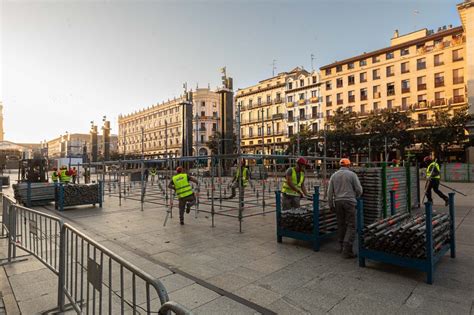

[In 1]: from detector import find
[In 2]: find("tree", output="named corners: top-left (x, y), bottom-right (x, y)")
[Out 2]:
top-left (323, 107), bottom-right (362, 157)
top-left (361, 109), bottom-right (414, 159)
top-left (206, 132), bottom-right (238, 155)
top-left (414, 107), bottom-right (470, 159)
top-left (284, 125), bottom-right (317, 155)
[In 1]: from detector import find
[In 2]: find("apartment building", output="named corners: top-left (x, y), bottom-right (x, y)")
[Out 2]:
top-left (118, 88), bottom-right (220, 157)
top-left (320, 24), bottom-right (468, 126)
top-left (236, 67), bottom-right (322, 154)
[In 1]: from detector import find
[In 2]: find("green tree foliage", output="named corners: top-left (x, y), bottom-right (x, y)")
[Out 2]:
top-left (285, 125), bottom-right (317, 155)
top-left (207, 132), bottom-right (237, 155)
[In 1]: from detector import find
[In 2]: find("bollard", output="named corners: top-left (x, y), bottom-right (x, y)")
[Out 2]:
top-left (448, 193), bottom-right (455, 258)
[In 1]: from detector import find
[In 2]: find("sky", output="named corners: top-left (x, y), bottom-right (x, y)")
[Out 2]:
top-left (0, 0), bottom-right (463, 143)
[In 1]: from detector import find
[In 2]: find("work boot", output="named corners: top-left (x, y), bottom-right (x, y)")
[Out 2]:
top-left (180, 218), bottom-right (184, 225)
top-left (186, 203), bottom-right (191, 213)
top-left (444, 198), bottom-right (449, 207)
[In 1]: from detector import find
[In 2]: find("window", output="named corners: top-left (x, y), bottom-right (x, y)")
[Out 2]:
top-left (325, 81), bottom-right (332, 90)
top-left (400, 47), bottom-right (409, 56)
top-left (257, 97), bottom-right (261, 105)
top-left (300, 79), bottom-right (305, 87)
top-left (435, 91), bottom-right (445, 106)
top-left (201, 101), bottom-right (206, 107)
top-left (360, 104), bottom-right (366, 113)
top-left (212, 123), bottom-right (217, 131)
top-left (288, 111), bottom-right (294, 121)
top-left (249, 99), bottom-right (253, 107)
top-left (360, 72), bottom-right (367, 83)
top-left (336, 78), bottom-right (343, 88)
top-left (200, 122), bottom-right (205, 130)
top-left (386, 51), bottom-right (394, 60)
top-left (348, 62), bottom-right (355, 69)
top-left (434, 53), bottom-right (444, 66)
top-left (288, 126), bottom-right (294, 136)
top-left (372, 55), bottom-right (380, 63)
top-left (360, 88), bottom-right (368, 100)
top-left (267, 126), bottom-right (271, 135)
top-left (201, 111), bottom-right (205, 117)
top-left (348, 91), bottom-right (355, 103)
top-left (373, 102), bottom-right (379, 111)
top-left (326, 95), bottom-right (332, 106)
top-left (387, 83), bottom-right (395, 96)
top-left (401, 79), bottom-right (410, 93)
top-left (417, 58), bottom-right (426, 70)
top-left (312, 107), bottom-right (318, 118)
top-left (337, 93), bottom-right (343, 105)
top-left (336, 65), bottom-right (343, 72)
top-left (312, 123), bottom-right (318, 132)
top-left (402, 97), bottom-right (410, 110)
top-left (373, 85), bottom-right (381, 98)
top-left (435, 72), bottom-right (444, 87)
top-left (417, 76), bottom-right (426, 91)
top-left (418, 94), bottom-right (427, 105)
top-left (401, 62), bottom-right (409, 74)
top-left (387, 100), bottom-right (393, 109)
top-left (360, 59), bottom-right (367, 66)
top-left (311, 90), bottom-right (317, 98)
top-left (373, 69), bottom-right (381, 80)
top-left (258, 127), bottom-right (262, 136)
top-left (312, 76), bottom-right (317, 84)
top-left (418, 113), bottom-right (428, 122)
top-left (276, 93), bottom-right (281, 102)
top-left (287, 95), bottom-right (293, 102)
top-left (201, 135), bottom-right (205, 143)
top-left (386, 66), bottom-right (394, 77)
top-left (326, 110), bottom-right (331, 118)
top-left (266, 95), bottom-right (271, 103)
top-left (288, 82), bottom-right (293, 90)
top-left (325, 68), bottom-right (332, 75)
top-left (299, 108), bottom-right (305, 119)
top-left (453, 69), bottom-right (464, 84)
top-left (299, 93), bottom-right (305, 101)
top-left (453, 49), bottom-right (463, 62)
top-left (453, 88), bottom-right (464, 103)
top-left (348, 75), bottom-right (355, 85)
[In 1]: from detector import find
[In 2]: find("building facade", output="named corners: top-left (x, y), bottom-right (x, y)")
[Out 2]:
top-left (236, 67), bottom-right (322, 154)
top-left (118, 88), bottom-right (221, 157)
top-left (46, 133), bottom-right (118, 159)
top-left (319, 25), bottom-right (469, 127)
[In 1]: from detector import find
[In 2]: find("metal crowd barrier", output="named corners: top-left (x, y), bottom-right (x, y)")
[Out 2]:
top-left (0, 197), bottom-right (191, 314)
top-left (1, 194), bottom-right (15, 238)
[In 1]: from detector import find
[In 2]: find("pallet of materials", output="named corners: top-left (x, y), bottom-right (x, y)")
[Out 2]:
top-left (55, 183), bottom-right (102, 211)
top-left (12, 182), bottom-right (56, 206)
top-left (357, 193), bottom-right (456, 284)
top-left (276, 188), bottom-right (337, 251)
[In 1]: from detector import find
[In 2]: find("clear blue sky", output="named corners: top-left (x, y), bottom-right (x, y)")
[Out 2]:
top-left (0, 0), bottom-right (462, 143)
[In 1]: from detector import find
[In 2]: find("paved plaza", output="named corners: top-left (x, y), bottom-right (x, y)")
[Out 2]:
top-left (1, 178), bottom-right (474, 314)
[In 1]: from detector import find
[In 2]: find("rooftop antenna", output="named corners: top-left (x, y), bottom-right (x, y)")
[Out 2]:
top-left (311, 54), bottom-right (315, 71)
top-left (271, 59), bottom-right (277, 76)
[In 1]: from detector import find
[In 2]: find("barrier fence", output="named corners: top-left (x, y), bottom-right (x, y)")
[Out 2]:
top-left (441, 163), bottom-right (474, 182)
top-left (0, 194), bottom-right (190, 315)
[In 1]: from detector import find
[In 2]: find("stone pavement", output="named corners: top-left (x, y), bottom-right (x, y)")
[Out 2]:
top-left (1, 179), bottom-right (474, 314)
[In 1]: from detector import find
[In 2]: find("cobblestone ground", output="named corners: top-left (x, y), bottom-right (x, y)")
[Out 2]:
top-left (1, 177), bottom-right (473, 314)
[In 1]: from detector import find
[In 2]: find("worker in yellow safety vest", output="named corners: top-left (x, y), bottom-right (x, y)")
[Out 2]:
top-left (424, 156), bottom-right (448, 206)
top-left (169, 166), bottom-right (198, 225)
top-left (228, 159), bottom-right (249, 199)
top-left (59, 166), bottom-right (71, 184)
top-left (281, 157), bottom-right (310, 210)
top-left (150, 167), bottom-right (157, 184)
top-left (51, 168), bottom-right (59, 183)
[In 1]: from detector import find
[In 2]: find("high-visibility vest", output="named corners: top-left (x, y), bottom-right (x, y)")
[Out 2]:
top-left (427, 162), bottom-right (441, 179)
top-left (150, 168), bottom-right (157, 176)
top-left (60, 169), bottom-right (71, 183)
top-left (235, 167), bottom-right (249, 187)
top-left (172, 173), bottom-right (193, 198)
top-left (51, 171), bottom-right (59, 182)
top-left (281, 167), bottom-right (304, 196)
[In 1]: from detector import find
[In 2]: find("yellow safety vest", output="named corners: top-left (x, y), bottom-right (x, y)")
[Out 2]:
top-left (150, 168), bottom-right (157, 176)
top-left (51, 171), bottom-right (59, 182)
top-left (60, 169), bottom-right (71, 183)
top-left (427, 162), bottom-right (441, 179)
top-left (282, 167), bottom-right (304, 196)
top-left (172, 173), bottom-right (193, 198)
top-left (235, 167), bottom-right (249, 187)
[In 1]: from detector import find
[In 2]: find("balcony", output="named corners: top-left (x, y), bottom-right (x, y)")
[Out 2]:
top-left (434, 99), bottom-right (446, 106)
top-left (326, 101), bottom-right (333, 106)
top-left (373, 92), bottom-right (381, 99)
top-left (337, 99), bottom-right (343, 105)
top-left (310, 96), bottom-right (319, 103)
top-left (402, 87), bottom-right (410, 94)
top-left (360, 95), bottom-right (368, 101)
top-left (298, 99), bottom-right (307, 105)
top-left (453, 95), bottom-right (465, 104)
top-left (312, 113), bottom-right (319, 119)
top-left (272, 113), bottom-right (284, 120)
top-left (287, 102), bottom-right (294, 108)
top-left (417, 63), bottom-right (426, 70)
top-left (453, 56), bottom-right (463, 62)
top-left (434, 79), bottom-right (444, 88)
top-left (434, 61), bottom-right (444, 67)
top-left (386, 72), bottom-right (395, 77)
top-left (387, 90), bottom-right (395, 97)
top-left (453, 77), bottom-right (464, 84)
top-left (401, 68), bottom-right (409, 74)
top-left (288, 117), bottom-right (295, 122)
top-left (348, 96), bottom-right (355, 103)
top-left (360, 78), bottom-right (367, 83)
top-left (373, 75), bottom-right (381, 80)
top-left (274, 98), bottom-right (283, 104)
top-left (336, 83), bottom-right (343, 88)
top-left (417, 84), bottom-right (427, 91)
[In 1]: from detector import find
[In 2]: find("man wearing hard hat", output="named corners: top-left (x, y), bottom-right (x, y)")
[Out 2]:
top-left (328, 158), bottom-right (363, 259)
top-left (281, 157), bottom-right (311, 210)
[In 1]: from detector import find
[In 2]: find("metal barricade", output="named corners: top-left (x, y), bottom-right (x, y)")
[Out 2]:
top-left (8, 204), bottom-right (63, 273)
top-left (58, 223), bottom-right (188, 314)
top-left (1, 194), bottom-right (16, 238)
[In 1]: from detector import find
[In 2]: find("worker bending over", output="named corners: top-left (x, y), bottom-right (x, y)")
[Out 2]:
top-left (228, 159), bottom-right (249, 199)
top-left (59, 166), bottom-right (72, 184)
top-left (328, 158), bottom-right (363, 258)
top-left (281, 157), bottom-right (310, 210)
top-left (424, 156), bottom-right (448, 206)
top-left (51, 168), bottom-right (59, 183)
top-left (169, 166), bottom-right (198, 225)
